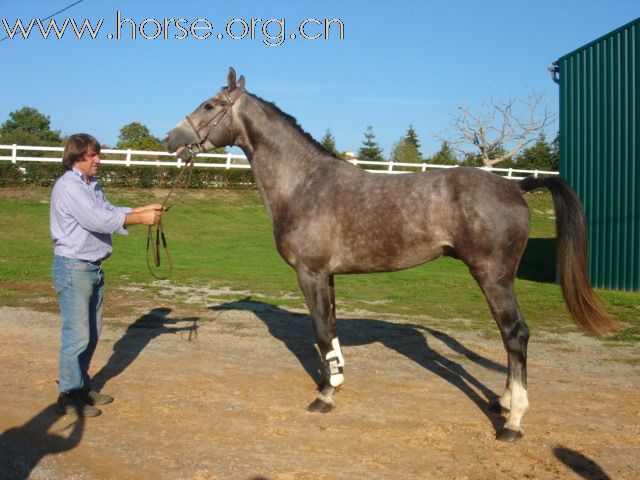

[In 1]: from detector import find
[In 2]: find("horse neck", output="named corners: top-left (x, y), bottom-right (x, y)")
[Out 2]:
top-left (233, 95), bottom-right (326, 216)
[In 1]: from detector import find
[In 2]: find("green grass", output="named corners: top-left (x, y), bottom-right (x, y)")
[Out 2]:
top-left (1, 187), bottom-right (638, 342)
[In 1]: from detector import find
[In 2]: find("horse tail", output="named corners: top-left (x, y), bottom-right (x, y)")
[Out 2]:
top-left (520, 176), bottom-right (617, 336)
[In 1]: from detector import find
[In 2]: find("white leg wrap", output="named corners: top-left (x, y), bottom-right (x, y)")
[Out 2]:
top-left (505, 380), bottom-right (529, 431)
top-left (325, 337), bottom-right (345, 387)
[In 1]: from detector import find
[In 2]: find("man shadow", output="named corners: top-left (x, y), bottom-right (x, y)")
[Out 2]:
top-left (0, 308), bottom-right (198, 479)
top-left (211, 299), bottom-right (508, 434)
top-left (554, 446), bottom-right (612, 480)
top-left (0, 405), bottom-right (84, 480)
top-left (91, 307), bottom-right (199, 392)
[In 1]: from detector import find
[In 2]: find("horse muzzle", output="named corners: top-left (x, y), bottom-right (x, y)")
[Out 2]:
top-left (165, 119), bottom-right (200, 153)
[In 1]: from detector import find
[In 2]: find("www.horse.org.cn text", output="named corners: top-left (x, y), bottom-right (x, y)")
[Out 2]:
top-left (1, 11), bottom-right (345, 46)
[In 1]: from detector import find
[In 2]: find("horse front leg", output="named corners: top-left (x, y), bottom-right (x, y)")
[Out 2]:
top-left (296, 269), bottom-right (344, 413)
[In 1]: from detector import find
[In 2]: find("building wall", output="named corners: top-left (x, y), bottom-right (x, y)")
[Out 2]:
top-left (558, 17), bottom-right (640, 290)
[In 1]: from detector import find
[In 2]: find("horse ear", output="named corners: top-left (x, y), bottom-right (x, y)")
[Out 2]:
top-left (237, 75), bottom-right (245, 90)
top-left (227, 67), bottom-right (237, 91)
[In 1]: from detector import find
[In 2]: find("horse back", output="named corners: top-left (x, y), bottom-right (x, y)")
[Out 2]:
top-left (272, 164), bottom-right (531, 275)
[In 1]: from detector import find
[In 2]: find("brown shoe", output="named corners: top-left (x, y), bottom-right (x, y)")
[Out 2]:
top-left (56, 390), bottom-right (102, 417)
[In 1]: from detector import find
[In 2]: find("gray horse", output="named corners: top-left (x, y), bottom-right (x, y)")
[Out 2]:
top-left (165, 68), bottom-right (615, 441)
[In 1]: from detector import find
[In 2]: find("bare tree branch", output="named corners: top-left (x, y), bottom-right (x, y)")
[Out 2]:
top-left (439, 93), bottom-right (556, 167)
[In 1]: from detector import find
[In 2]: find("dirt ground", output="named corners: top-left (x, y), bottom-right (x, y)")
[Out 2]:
top-left (0, 297), bottom-right (638, 480)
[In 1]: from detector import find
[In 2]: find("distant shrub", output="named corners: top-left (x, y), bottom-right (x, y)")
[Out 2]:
top-left (0, 162), bottom-right (255, 189)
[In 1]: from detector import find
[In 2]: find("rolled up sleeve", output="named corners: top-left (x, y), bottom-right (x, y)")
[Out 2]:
top-left (61, 182), bottom-right (129, 235)
top-left (50, 170), bottom-right (135, 261)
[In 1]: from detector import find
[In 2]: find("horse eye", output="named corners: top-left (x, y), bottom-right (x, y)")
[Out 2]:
top-left (204, 103), bottom-right (214, 111)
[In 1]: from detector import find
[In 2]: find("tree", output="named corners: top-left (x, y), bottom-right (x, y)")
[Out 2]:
top-left (444, 93), bottom-right (555, 167)
top-left (357, 126), bottom-right (384, 163)
top-left (390, 139), bottom-right (421, 164)
top-left (116, 122), bottom-right (163, 151)
top-left (390, 125), bottom-right (423, 164)
top-left (514, 133), bottom-right (559, 171)
top-left (0, 107), bottom-right (62, 150)
top-left (320, 129), bottom-right (339, 157)
top-left (460, 152), bottom-right (483, 167)
top-left (429, 141), bottom-right (458, 165)
top-left (405, 125), bottom-right (422, 157)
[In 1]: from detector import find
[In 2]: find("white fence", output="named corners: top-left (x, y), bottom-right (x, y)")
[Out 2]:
top-left (0, 144), bottom-right (250, 171)
top-left (0, 144), bottom-right (559, 179)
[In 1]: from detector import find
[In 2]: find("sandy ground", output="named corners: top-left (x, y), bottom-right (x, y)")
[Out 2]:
top-left (0, 299), bottom-right (638, 480)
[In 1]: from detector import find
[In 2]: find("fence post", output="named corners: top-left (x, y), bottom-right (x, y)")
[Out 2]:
top-left (125, 149), bottom-right (132, 167)
top-left (226, 152), bottom-right (232, 169)
top-left (11, 144), bottom-right (17, 164)
top-left (387, 160), bottom-right (394, 173)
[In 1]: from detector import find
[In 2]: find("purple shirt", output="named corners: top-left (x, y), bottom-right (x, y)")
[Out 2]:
top-left (50, 168), bottom-right (132, 262)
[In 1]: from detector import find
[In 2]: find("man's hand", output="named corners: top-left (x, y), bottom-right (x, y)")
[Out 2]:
top-left (124, 205), bottom-right (166, 227)
top-left (133, 204), bottom-right (165, 213)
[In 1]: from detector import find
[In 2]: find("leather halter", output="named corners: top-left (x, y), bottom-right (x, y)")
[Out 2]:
top-left (146, 86), bottom-right (244, 280)
top-left (184, 86), bottom-right (245, 150)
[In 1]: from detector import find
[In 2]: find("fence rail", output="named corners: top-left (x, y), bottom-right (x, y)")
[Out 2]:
top-left (0, 144), bottom-right (559, 179)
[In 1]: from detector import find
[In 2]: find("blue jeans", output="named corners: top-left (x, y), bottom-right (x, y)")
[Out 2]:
top-left (52, 255), bottom-right (104, 393)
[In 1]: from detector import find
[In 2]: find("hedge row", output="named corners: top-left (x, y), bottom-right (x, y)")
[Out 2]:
top-left (0, 162), bottom-right (255, 189)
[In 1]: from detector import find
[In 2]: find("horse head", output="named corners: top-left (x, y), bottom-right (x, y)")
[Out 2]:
top-left (165, 67), bottom-right (245, 157)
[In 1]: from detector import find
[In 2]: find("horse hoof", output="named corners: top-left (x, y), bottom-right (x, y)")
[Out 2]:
top-left (307, 398), bottom-right (334, 413)
top-left (496, 428), bottom-right (523, 442)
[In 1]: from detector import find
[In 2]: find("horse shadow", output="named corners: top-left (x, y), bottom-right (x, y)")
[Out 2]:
top-left (518, 237), bottom-right (557, 283)
top-left (0, 405), bottom-right (84, 479)
top-left (211, 299), bottom-right (508, 434)
top-left (91, 307), bottom-right (199, 392)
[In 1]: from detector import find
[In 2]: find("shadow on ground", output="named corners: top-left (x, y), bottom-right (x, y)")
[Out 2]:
top-left (0, 405), bottom-right (84, 480)
top-left (92, 307), bottom-right (199, 392)
top-left (554, 446), bottom-right (612, 480)
top-left (212, 298), bottom-right (508, 435)
top-left (0, 307), bottom-right (199, 480)
top-left (518, 237), bottom-right (557, 283)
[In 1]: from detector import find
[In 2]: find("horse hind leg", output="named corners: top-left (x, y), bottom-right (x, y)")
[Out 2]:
top-left (475, 274), bottom-right (530, 442)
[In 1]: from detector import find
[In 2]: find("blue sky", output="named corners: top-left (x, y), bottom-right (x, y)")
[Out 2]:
top-left (1, 1), bottom-right (638, 157)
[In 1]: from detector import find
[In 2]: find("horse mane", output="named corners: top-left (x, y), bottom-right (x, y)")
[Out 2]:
top-left (247, 92), bottom-right (346, 161)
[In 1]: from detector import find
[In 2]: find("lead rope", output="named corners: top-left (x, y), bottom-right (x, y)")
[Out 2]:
top-left (147, 85), bottom-right (243, 279)
top-left (146, 152), bottom-right (197, 280)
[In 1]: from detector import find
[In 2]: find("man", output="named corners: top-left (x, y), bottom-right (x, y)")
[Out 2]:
top-left (50, 133), bottom-right (165, 417)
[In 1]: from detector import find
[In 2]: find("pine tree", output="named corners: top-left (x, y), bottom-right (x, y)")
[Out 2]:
top-left (515, 133), bottom-right (558, 171)
top-left (430, 141), bottom-right (457, 165)
top-left (357, 126), bottom-right (384, 163)
top-left (390, 138), bottom-right (421, 164)
top-left (388, 125), bottom-right (423, 164)
top-left (320, 129), bottom-right (339, 157)
top-left (405, 125), bottom-right (421, 157)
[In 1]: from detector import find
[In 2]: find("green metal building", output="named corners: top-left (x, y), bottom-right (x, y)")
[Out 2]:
top-left (553, 17), bottom-right (640, 291)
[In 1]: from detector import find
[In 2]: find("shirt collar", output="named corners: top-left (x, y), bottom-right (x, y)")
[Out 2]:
top-left (71, 167), bottom-right (97, 186)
